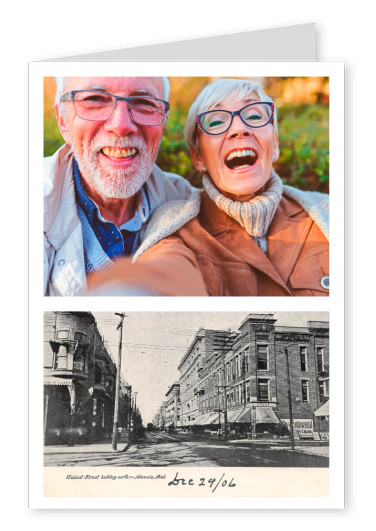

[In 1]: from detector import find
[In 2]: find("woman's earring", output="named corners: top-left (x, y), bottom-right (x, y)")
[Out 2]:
top-left (201, 166), bottom-right (206, 172)
top-left (272, 155), bottom-right (276, 161)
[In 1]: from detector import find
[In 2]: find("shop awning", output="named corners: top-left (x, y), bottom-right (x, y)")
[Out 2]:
top-left (227, 409), bottom-right (243, 423)
top-left (236, 406), bottom-right (280, 424)
top-left (206, 413), bottom-right (220, 425)
top-left (195, 413), bottom-right (210, 425)
top-left (255, 407), bottom-right (279, 424)
top-left (92, 383), bottom-right (106, 394)
top-left (314, 400), bottom-right (329, 417)
top-left (44, 377), bottom-right (72, 386)
top-left (191, 414), bottom-right (206, 425)
top-left (195, 412), bottom-right (220, 425)
top-left (236, 406), bottom-right (253, 423)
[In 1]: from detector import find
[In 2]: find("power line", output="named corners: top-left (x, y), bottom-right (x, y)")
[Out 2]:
top-left (104, 342), bottom-right (189, 352)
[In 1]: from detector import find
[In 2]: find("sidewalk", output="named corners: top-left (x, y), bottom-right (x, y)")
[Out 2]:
top-left (44, 441), bottom-right (129, 454)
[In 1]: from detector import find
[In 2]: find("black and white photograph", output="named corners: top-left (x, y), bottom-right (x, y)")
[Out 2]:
top-left (43, 311), bottom-right (329, 473)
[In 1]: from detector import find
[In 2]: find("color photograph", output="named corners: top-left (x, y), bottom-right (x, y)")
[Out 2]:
top-left (43, 76), bottom-right (329, 297)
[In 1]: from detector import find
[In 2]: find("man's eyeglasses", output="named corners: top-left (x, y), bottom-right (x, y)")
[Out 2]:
top-left (196, 102), bottom-right (275, 135)
top-left (60, 90), bottom-right (170, 126)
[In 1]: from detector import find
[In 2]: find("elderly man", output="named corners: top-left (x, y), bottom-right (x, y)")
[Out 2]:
top-left (44, 76), bottom-right (196, 295)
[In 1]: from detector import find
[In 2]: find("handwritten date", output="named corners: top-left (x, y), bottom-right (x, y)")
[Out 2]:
top-left (168, 472), bottom-right (236, 492)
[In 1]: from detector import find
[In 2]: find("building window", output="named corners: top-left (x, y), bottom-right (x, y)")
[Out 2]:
top-left (319, 381), bottom-right (325, 403)
top-left (317, 347), bottom-right (324, 373)
top-left (300, 347), bottom-right (307, 372)
top-left (302, 380), bottom-right (309, 402)
top-left (74, 331), bottom-right (87, 343)
top-left (57, 329), bottom-right (69, 340)
top-left (246, 382), bottom-right (251, 403)
top-left (73, 345), bottom-right (85, 372)
top-left (55, 344), bottom-right (68, 369)
top-left (257, 345), bottom-right (269, 370)
top-left (258, 379), bottom-right (269, 402)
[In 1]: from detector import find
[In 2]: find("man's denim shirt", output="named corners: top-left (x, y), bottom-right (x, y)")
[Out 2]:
top-left (73, 160), bottom-right (150, 260)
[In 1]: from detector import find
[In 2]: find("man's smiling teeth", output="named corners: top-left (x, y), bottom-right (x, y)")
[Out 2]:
top-left (102, 147), bottom-right (137, 158)
top-left (226, 149), bottom-right (256, 162)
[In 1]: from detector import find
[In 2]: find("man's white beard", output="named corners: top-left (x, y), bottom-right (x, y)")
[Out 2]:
top-left (69, 133), bottom-right (158, 199)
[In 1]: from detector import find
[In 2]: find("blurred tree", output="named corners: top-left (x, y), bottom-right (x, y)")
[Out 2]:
top-left (132, 407), bottom-right (145, 440)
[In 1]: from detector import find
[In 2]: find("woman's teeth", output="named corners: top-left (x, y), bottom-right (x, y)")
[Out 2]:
top-left (102, 147), bottom-right (137, 158)
top-left (226, 149), bottom-right (256, 161)
top-left (225, 148), bottom-right (258, 169)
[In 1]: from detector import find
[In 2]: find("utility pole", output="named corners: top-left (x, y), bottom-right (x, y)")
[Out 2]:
top-left (44, 393), bottom-right (49, 445)
top-left (242, 354), bottom-right (247, 405)
top-left (284, 346), bottom-right (295, 451)
top-left (213, 332), bottom-right (235, 443)
top-left (112, 312), bottom-right (125, 451)
top-left (215, 384), bottom-right (231, 442)
top-left (217, 386), bottom-right (221, 436)
top-left (128, 387), bottom-right (133, 443)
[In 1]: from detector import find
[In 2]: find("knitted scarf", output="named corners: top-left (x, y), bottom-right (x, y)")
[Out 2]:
top-left (202, 170), bottom-right (283, 253)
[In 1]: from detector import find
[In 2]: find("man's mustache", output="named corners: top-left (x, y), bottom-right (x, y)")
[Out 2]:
top-left (89, 135), bottom-right (147, 153)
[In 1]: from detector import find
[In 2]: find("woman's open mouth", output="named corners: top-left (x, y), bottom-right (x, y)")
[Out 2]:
top-left (224, 148), bottom-right (258, 170)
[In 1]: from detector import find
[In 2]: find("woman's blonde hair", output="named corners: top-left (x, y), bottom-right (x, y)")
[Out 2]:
top-left (185, 78), bottom-right (278, 154)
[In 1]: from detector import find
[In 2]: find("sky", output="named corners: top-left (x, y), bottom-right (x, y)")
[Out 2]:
top-left (93, 311), bottom-right (328, 424)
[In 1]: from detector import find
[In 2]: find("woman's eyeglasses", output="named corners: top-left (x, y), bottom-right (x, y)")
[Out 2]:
top-left (60, 90), bottom-right (170, 126)
top-left (196, 102), bottom-right (275, 135)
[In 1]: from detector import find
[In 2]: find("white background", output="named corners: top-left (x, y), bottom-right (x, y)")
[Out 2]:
top-left (3, 0), bottom-right (373, 526)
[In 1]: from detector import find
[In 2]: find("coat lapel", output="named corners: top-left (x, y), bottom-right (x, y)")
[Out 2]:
top-left (267, 196), bottom-right (313, 284)
top-left (199, 193), bottom-right (293, 294)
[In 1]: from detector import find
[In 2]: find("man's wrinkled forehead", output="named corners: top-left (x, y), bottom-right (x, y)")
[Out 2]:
top-left (63, 76), bottom-right (164, 98)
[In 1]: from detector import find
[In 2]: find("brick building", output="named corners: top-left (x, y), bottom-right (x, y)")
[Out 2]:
top-left (177, 329), bottom-right (233, 429)
top-left (164, 382), bottom-right (181, 429)
top-left (43, 312), bottom-right (130, 445)
top-left (163, 314), bottom-right (329, 440)
top-left (154, 401), bottom-right (167, 430)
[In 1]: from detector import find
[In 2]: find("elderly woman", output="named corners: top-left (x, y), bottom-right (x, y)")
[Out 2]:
top-left (88, 79), bottom-right (329, 296)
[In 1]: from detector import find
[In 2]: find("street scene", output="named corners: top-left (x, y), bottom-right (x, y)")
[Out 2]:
top-left (44, 430), bottom-right (328, 468)
top-left (44, 311), bottom-right (329, 468)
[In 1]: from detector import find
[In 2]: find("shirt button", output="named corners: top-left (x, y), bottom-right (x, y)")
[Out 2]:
top-left (114, 237), bottom-right (122, 244)
top-left (320, 276), bottom-right (329, 289)
top-left (58, 259), bottom-right (65, 266)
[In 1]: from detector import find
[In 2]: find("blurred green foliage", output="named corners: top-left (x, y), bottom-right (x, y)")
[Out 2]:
top-left (156, 108), bottom-right (201, 188)
top-left (44, 85), bottom-right (329, 194)
top-left (275, 104), bottom-right (329, 193)
top-left (44, 118), bottom-right (65, 157)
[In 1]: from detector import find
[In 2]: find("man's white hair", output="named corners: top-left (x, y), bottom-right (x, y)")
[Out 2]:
top-left (185, 78), bottom-right (278, 155)
top-left (54, 76), bottom-right (170, 104)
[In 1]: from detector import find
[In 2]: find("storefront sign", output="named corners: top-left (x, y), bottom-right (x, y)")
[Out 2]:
top-left (282, 418), bottom-right (314, 437)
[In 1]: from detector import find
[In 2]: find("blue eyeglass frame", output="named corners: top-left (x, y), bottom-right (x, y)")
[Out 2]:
top-left (195, 101), bottom-right (275, 135)
top-left (60, 90), bottom-right (170, 124)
